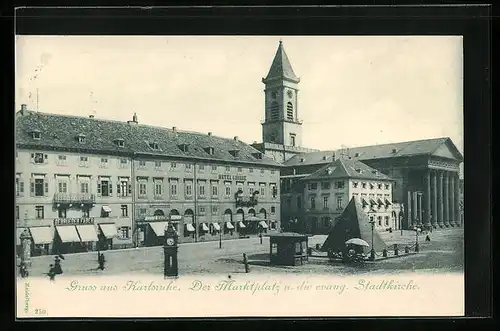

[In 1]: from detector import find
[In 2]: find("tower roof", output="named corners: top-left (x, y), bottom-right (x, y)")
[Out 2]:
top-left (263, 41), bottom-right (300, 83)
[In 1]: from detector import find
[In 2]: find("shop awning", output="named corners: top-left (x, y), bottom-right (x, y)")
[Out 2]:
top-left (98, 223), bottom-right (117, 238)
top-left (259, 221), bottom-right (268, 229)
top-left (212, 222), bottom-right (221, 231)
top-left (246, 216), bottom-right (260, 221)
top-left (361, 198), bottom-right (369, 206)
top-left (170, 215), bottom-right (182, 221)
top-left (377, 199), bottom-right (384, 205)
top-left (238, 221), bottom-right (246, 228)
top-left (201, 223), bottom-right (209, 231)
top-left (186, 223), bottom-right (196, 232)
top-left (16, 228), bottom-right (26, 246)
top-left (149, 222), bottom-right (169, 236)
top-left (102, 206), bottom-right (112, 213)
top-left (55, 226), bottom-right (81, 243)
top-left (29, 226), bottom-right (53, 244)
top-left (369, 199), bottom-right (377, 206)
top-left (226, 222), bottom-right (234, 229)
top-left (76, 224), bottom-right (99, 242)
top-left (385, 199), bottom-right (392, 206)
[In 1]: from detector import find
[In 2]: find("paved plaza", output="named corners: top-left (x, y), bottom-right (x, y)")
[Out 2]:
top-left (18, 228), bottom-right (463, 278)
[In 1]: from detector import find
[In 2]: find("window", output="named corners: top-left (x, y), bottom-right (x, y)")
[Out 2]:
top-left (271, 170), bottom-right (275, 175)
top-left (310, 196), bottom-right (316, 210)
top-left (185, 182), bottom-right (193, 196)
top-left (290, 134), bottom-right (296, 146)
top-left (139, 208), bottom-right (147, 215)
top-left (362, 182), bottom-right (367, 189)
top-left (171, 162), bottom-right (177, 169)
top-left (77, 135), bottom-right (86, 143)
top-left (271, 206), bottom-right (276, 214)
top-left (335, 181), bottom-right (345, 189)
top-left (118, 226), bottom-right (131, 240)
top-left (139, 182), bottom-right (147, 197)
top-left (58, 181), bottom-right (68, 193)
top-left (323, 196), bottom-right (328, 209)
top-left (323, 217), bottom-right (330, 228)
top-left (270, 102), bottom-right (279, 120)
top-left (57, 155), bottom-right (67, 166)
top-left (249, 168), bottom-right (253, 173)
top-left (353, 182), bottom-right (359, 188)
top-left (226, 166), bottom-right (231, 173)
top-left (32, 131), bottom-right (41, 140)
top-left (370, 183), bottom-right (374, 189)
top-left (154, 181), bottom-right (163, 196)
top-left (16, 178), bottom-right (24, 196)
top-left (155, 161), bottom-right (162, 169)
top-left (378, 216), bottom-right (382, 226)
top-left (297, 196), bottom-right (302, 209)
top-left (211, 165), bottom-right (217, 172)
top-left (237, 167), bottom-right (242, 173)
top-left (287, 102), bottom-right (294, 121)
top-left (185, 164), bottom-right (192, 171)
top-left (385, 184), bottom-right (390, 190)
top-left (16, 206), bottom-right (19, 220)
top-left (308, 183), bottom-right (318, 190)
top-left (261, 169), bottom-right (265, 175)
top-left (79, 156), bottom-right (89, 166)
top-left (170, 182), bottom-right (178, 196)
top-left (199, 183), bottom-right (205, 197)
top-left (121, 205), bottom-right (128, 217)
top-left (225, 185), bottom-right (231, 196)
top-left (33, 178), bottom-right (46, 197)
top-left (33, 152), bottom-right (45, 164)
top-left (321, 182), bottom-right (331, 190)
top-left (199, 164), bottom-right (205, 171)
top-left (212, 185), bottom-right (218, 197)
top-left (139, 160), bottom-right (146, 167)
top-left (149, 142), bottom-right (159, 150)
top-left (385, 216), bottom-right (389, 226)
top-left (100, 158), bottom-right (108, 167)
top-left (35, 206), bottom-right (44, 219)
top-left (119, 159), bottom-right (128, 168)
top-left (336, 196), bottom-right (343, 210)
top-left (82, 207), bottom-right (90, 218)
top-left (212, 205), bottom-right (218, 215)
top-left (98, 179), bottom-right (112, 197)
top-left (115, 139), bottom-right (125, 147)
top-left (286, 198), bottom-right (292, 208)
top-left (260, 185), bottom-right (265, 197)
top-left (199, 206), bottom-right (206, 215)
top-left (377, 183), bottom-right (382, 189)
top-left (248, 184), bottom-right (255, 196)
top-left (117, 179), bottom-right (129, 197)
top-left (76, 181), bottom-right (88, 194)
top-left (58, 208), bottom-right (67, 218)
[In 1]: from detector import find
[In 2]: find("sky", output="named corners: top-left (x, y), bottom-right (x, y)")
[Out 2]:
top-left (15, 35), bottom-right (463, 158)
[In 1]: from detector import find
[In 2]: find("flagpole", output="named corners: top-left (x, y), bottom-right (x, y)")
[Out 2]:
top-left (36, 88), bottom-right (39, 110)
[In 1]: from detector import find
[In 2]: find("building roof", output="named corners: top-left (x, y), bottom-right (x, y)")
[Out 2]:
top-left (303, 157), bottom-right (393, 181)
top-left (262, 41), bottom-right (300, 83)
top-left (320, 197), bottom-right (387, 254)
top-left (15, 110), bottom-right (282, 167)
top-left (284, 137), bottom-right (463, 167)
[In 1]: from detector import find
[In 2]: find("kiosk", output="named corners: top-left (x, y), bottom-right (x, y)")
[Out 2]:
top-left (268, 232), bottom-right (309, 266)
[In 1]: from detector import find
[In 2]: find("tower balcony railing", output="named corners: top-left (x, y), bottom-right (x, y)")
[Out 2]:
top-left (53, 193), bottom-right (96, 205)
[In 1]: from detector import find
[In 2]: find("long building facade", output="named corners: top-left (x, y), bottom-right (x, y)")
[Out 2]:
top-left (16, 106), bottom-right (282, 256)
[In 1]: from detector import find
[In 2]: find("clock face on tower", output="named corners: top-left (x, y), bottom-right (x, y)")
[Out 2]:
top-left (166, 238), bottom-right (175, 246)
top-left (287, 90), bottom-right (293, 98)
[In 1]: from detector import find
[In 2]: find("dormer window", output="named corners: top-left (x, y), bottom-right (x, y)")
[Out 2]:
top-left (229, 149), bottom-right (240, 157)
top-left (31, 130), bottom-right (41, 140)
top-left (178, 143), bottom-right (189, 153)
top-left (354, 152), bottom-right (360, 157)
top-left (77, 134), bottom-right (86, 143)
top-left (204, 147), bottom-right (215, 155)
top-left (148, 142), bottom-right (160, 150)
top-left (252, 152), bottom-right (263, 159)
top-left (114, 138), bottom-right (125, 147)
top-left (300, 158), bottom-right (305, 163)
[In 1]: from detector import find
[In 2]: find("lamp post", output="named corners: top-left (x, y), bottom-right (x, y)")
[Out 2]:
top-left (219, 224), bottom-right (222, 249)
top-left (369, 215), bottom-right (376, 261)
top-left (414, 225), bottom-right (421, 252)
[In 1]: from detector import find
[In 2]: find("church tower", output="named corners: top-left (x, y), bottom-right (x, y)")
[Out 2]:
top-left (261, 41), bottom-right (303, 147)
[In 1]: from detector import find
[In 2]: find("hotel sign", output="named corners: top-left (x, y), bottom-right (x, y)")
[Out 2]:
top-left (54, 217), bottom-right (95, 226)
top-left (218, 175), bottom-right (247, 181)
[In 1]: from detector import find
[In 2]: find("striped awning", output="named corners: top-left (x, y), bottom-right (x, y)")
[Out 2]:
top-left (385, 199), bottom-right (392, 205)
top-left (186, 223), bottom-right (195, 232)
top-left (76, 224), bottom-right (99, 242)
top-left (102, 205), bottom-right (112, 213)
top-left (369, 199), bottom-right (377, 206)
top-left (98, 223), bottom-right (117, 238)
top-left (259, 221), bottom-right (268, 229)
top-left (56, 226), bottom-right (81, 243)
top-left (226, 222), bottom-right (234, 229)
top-left (201, 223), bottom-right (209, 231)
top-left (361, 198), bottom-right (369, 206)
top-left (238, 221), bottom-right (246, 228)
top-left (377, 199), bottom-right (384, 205)
top-left (149, 222), bottom-right (169, 236)
top-left (212, 222), bottom-right (221, 231)
top-left (29, 226), bottom-right (53, 244)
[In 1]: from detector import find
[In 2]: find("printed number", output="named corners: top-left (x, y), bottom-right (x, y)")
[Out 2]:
top-left (34, 308), bottom-right (47, 315)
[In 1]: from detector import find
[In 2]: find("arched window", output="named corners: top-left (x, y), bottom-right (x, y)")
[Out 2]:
top-left (286, 102), bottom-right (294, 120)
top-left (270, 102), bottom-right (279, 120)
top-left (153, 209), bottom-right (165, 216)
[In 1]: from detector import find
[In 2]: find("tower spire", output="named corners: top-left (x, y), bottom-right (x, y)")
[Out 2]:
top-left (263, 40), bottom-right (300, 83)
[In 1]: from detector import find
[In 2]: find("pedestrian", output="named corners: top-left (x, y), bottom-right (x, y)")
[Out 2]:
top-left (19, 261), bottom-right (29, 278)
top-left (425, 234), bottom-right (431, 242)
top-left (98, 253), bottom-right (106, 270)
top-left (47, 264), bottom-right (56, 281)
top-left (54, 256), bottom-right (63, 275)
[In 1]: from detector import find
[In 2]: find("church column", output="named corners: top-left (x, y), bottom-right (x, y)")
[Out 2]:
top-left (449, 173), bottom-right (455, 227)
top-left (437, 171), bottom-right (444, 228)
top-left (443, 172), bottom-right (450, 227)
top-left (418, 192), bottom-right (423, 226)
top-left (412, 191), bottom-right (418, 226)
top-left (425, 170), bottom-right (432, 226)
top-left (431, 170), bottom-right (438, 228)
top-left (454, 174), bottom-right (461, 227)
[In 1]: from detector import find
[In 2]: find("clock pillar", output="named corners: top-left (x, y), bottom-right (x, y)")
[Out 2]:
top-left (163, 222), bottom-right (179, 278)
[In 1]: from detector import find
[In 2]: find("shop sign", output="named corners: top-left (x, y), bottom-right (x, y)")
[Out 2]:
top-left (218, 174), bottom-right (247, 181)
top-left (54, 217), bottom-right (95, 226)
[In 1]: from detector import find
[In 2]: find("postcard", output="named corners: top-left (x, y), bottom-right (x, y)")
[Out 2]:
top-left (15, 35), bottom-right (464, 318)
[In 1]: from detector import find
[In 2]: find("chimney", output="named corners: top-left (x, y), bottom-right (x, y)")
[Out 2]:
top-left (19, 104), bottom-right (27, 115)
top-left (127, 112), bottom-right (138, 124)
top-left (234, 136), bottom-right (238, 141)
top-left (208, 132), bottom-right (212, 136)
top-left (332, 152), bottom-right (336, 161)
top-left (89, 115), bottom-right (95, 119)
top-left (172, 127), bottom-right (177, 132)
top-left (392, 148), bottom-right (397, 154)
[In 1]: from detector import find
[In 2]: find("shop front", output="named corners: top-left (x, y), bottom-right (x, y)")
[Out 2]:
top-left (144, 215), bottom-right (181, 247)
top-left (28, 226), bottom-right (53, 256)
top-left (52, 218), bottom-right (97, 254)
top-left (97, 223), bottom-right (117, 250)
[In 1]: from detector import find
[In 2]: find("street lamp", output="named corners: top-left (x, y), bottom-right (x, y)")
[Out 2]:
top-left (413, 225), bottom-right (421, 252)
top-left (368, 215), bottom-right (376, 261)
top-left (219, 224), bottom-right (222, 249)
